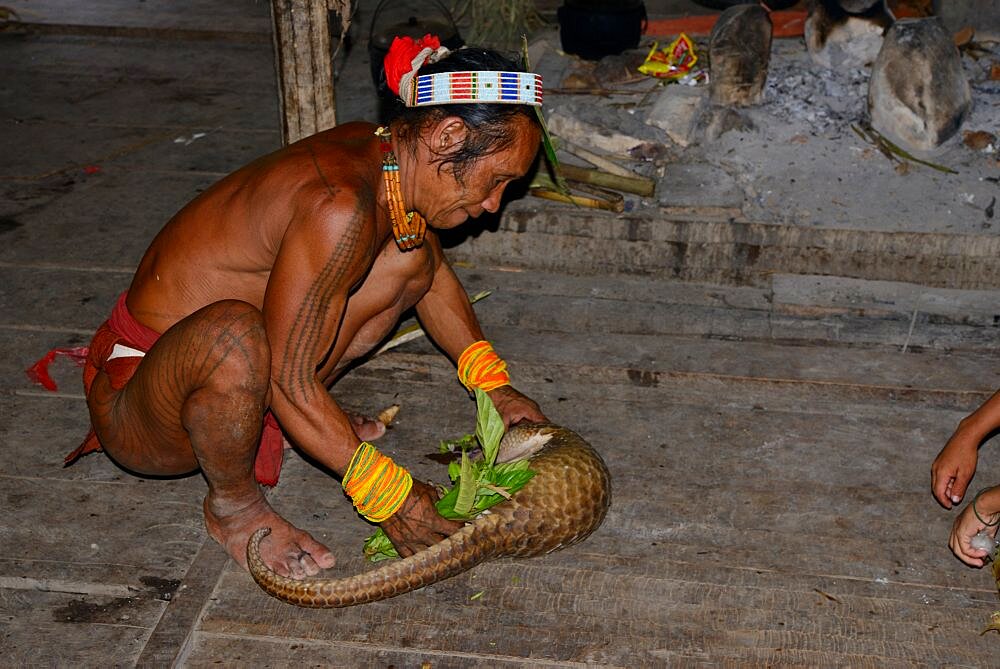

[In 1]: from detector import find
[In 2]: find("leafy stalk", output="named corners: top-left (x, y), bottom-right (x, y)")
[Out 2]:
top-left (453, 448), bottom-right (477, 517)
top-left (362, 388), bottom-right (535, 562)
top-left (476, 387), bottom-right (504, 466)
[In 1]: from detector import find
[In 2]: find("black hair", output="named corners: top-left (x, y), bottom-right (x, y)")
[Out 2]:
top-left (381, 47), bottom-right (541, 184)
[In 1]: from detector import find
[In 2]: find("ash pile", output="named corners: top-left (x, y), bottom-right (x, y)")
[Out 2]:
top-left (528, 0), bottom-right (1000, 227)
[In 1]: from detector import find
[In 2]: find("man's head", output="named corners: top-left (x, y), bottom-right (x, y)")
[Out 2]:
top-left (407, 112), bottom-right (540, 228)
top-left (388, 48), bottom-right (540, 190)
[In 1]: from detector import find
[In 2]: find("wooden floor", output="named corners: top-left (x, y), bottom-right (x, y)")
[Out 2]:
top-left (2, 1), bottom-right (1000, 667)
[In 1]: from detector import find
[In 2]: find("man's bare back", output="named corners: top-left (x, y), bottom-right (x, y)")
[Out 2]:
top-left (128, 123), bottom-right (383, 335)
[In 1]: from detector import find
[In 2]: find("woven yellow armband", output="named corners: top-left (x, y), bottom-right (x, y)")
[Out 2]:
top-left (342, 442), bottom-right (413, 523)
top-left (457, 340), bottom-right (511, 392)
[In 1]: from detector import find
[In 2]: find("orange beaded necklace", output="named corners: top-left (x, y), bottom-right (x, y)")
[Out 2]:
top-left (375, 126), bottom-right (426, 251)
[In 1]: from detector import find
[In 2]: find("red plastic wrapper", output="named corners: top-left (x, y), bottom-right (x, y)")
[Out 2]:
top-left (638, 33), bottom-right (699, 80)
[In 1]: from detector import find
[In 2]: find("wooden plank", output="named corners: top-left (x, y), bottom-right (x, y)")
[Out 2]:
top-left (101, 129), bottom-right (278, 177)
top-left (0, 269), bottom-right (128, 334)
top-left (136, 540), bottom-right (230, 667)
top-left (0, 171), bottom-right (215, 267)
top-left (183, 633), bottom-right (605, 668)
top-left (444, 208), bottom-right (1000, 290)
top-left (0, 589), bottom-right (160, 666)
top-left (9, 265), bottom-right (996, 399)
top-left (0, 124), bottom-right (160, 181)
top-left (269, 0), bottom-right (336, 145)
top-left (0, 474), bottom-right (206, 585)
top-left (353, 344), bottom-right (996, 414)
top-left (182, 356), bottom-right (1000, 665)
top-left (771, 273), bottom-right (1000, 324)
top-left (0, 35), bottom-right (275, 125)
top-left (1, 72), bottom-right (279, 138)
top-left (3, 0), bottom-right (271, 34)
top-left (6, 22), bottom-right (270, 44)
top-left (6, 305), bottom-right (998, 664)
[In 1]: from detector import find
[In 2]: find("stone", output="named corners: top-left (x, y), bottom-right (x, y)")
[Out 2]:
top-left (932, 0), bottom-right (1000, 42)
top-left (655, 162), bottom-right (743, 209)
top-left (547, 109), bottom-right (647, 155)
top-left (837, 0), bottom-right (881, 12)
top-left (698, 105), bottom-right (756, 142)
top-left (868, 17), bottom-right (972, 152)
top-left (804, 0), bottom-right (892, 69)
top-left (709, 4), bottom-right (773, 107)
top-left (646, 85), bottom-right (708, 148)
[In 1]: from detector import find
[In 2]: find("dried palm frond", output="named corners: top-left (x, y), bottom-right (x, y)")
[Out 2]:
top-left (452, 0), bottom-right (544, 53)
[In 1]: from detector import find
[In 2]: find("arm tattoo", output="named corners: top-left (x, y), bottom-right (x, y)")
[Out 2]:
top-left (277, 183), bottom-right (374, 403)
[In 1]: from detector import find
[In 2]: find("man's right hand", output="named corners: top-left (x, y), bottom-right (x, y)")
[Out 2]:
top-left (380, 480), bottom-right (463, 557)
top-left (932, 422), bottom-right (980, 509)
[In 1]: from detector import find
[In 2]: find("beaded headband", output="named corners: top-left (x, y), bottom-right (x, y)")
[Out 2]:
top-left (385, 34), bottom-right (544, 109)
top-left (409, 71), bottom-right (543, 108)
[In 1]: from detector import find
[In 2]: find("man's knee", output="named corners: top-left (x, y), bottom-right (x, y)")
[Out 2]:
top-left (187, 300), bottom-right (270, 391)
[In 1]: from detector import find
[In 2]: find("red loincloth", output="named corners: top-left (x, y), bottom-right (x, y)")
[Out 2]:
top-left (44, 292), bottom-right (284, 486)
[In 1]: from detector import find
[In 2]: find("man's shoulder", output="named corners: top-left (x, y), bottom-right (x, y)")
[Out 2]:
top-left (312, 121), bottom-right (379, 139)
top-left (284, 172), bottom-right (378, 242)
top-left (270, 139), bottom-right (378, 212)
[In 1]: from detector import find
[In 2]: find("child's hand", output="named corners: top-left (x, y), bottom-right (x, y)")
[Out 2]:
top-left (949, 491), bottom-right (999, 567)
top-left (932, 425), bottom-right (980, 508)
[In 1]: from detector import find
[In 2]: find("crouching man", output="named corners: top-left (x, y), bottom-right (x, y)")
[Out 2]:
top-left (66, 36), bottom-right (547, 578)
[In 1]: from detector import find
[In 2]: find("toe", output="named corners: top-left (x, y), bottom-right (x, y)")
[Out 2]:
top-left (286, 555), bottom-right (306, 579)
top-left (271, 559), bottom-right (291, 578)
top-left (300, 553), bottom-right (321, 576)
top-left (301, 537), bottom-right (336, 569)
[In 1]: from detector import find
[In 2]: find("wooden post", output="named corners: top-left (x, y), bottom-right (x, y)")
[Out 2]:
top-left (270, 0), bottom-right (337, 145)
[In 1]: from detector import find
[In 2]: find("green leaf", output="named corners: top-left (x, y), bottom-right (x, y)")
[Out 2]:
top-left (362, 390), bottom-right (536, 562)
top-left (475, 388), bottom-right (505, 466)
top-left (492, 467), bottom-right (536, 491)
top-left (521, 35), bottom-right (567, 193)
top-left (493, 459), bottom-right (532, 474)
top-left (439, 433), bottom-right (476, 454)
top-left (453, 449), bottom-right (476, 517)
top-left (434, 487), bottom-right (466, 520)
top-left (363, 528), bottom-right (400, 562)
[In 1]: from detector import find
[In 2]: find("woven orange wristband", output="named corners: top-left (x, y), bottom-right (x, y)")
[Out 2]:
top-left (457, 340), bottom-right (510, 392)
top-left (342, 442), bottom-right (412, 523)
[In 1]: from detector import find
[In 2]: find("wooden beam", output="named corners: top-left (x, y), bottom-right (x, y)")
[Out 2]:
top-left (270, 0), bottom-right (337, 145)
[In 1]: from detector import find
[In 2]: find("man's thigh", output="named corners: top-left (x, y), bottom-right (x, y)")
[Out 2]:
top-left (88, 300), bottom-right (268, 476)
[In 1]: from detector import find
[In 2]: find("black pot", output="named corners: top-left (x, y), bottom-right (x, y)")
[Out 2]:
top-left (557, 0), bottom-right (647, 61)
top-left (367, 0), bottom-right (463, 90)
top-left (691, 0), bottom-right (799, 9)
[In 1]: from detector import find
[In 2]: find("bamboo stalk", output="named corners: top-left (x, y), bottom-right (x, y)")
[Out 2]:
top-left (557, 163), bottom-right (655, 197)
top-left (558, 139), bottom-right (636, 178)
top-left (530, 187), bottom-right (625, 212)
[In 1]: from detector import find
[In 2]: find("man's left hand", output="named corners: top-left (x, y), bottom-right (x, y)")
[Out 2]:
top-left (488, 385), bottom-right (547, 428)
top-left (380, 480), bottom-right (462, 557)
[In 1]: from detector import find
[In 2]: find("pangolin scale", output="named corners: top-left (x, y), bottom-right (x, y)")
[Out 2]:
top-left (247, 422), bottom-right (612, 607)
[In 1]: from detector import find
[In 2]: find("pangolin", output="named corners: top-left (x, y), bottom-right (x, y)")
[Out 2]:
top-left (246, 422), bottom-right (612, 607)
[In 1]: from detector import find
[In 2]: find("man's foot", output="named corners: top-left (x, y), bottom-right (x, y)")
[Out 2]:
top-left (348, 412), bottom-right (386, 441)
top-left (203, 494), bottom-right (336, 579)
